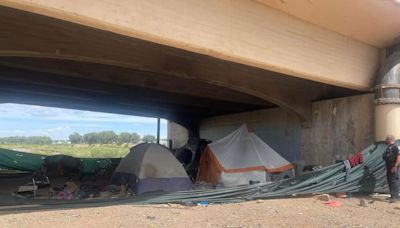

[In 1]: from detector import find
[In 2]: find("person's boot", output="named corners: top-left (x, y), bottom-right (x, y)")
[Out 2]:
top-left (389, 196), bottom-right (400, 203)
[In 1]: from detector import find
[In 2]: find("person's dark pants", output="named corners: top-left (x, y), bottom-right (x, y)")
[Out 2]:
top-left (387, 170), bottom-right (399, 199)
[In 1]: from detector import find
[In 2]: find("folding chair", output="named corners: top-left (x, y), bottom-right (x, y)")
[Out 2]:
top-left (32, 165), bottom-right (50, 198)
top-left (17, 165), bottom-right (50, 198)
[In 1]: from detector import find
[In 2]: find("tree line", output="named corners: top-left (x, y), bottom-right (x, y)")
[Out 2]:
top-left (69, 131), bottom-right (157, 145)
top-left (0, 136), bottom-right (52, 145)
top-left (0, 132), bottom-right (157, 145)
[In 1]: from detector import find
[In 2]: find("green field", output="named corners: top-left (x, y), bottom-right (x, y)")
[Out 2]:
top-left (0, 143), bottom-right (132, 158)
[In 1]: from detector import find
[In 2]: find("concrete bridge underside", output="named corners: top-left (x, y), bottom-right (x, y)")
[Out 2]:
top-left (0, 6), bottom-right (364, 132)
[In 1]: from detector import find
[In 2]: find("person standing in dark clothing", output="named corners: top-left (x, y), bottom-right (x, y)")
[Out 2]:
top-left (383, 135), bottom-right (400, 202)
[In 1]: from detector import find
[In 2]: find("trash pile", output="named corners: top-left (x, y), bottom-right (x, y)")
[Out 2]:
top-left (1, 124), bottom-right (393, 206)
top-left (14, 178), bottom-right (135, 201)
top-left (49, 181), bottom-right (135, 200)
top-left (19, 141), bottom-right (385, 205)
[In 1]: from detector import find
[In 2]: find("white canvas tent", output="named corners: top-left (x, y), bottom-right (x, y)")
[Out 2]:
top-left (111, 143), bottom-right (192, 194)
top-left (198, 124), bottom-right (294, 187)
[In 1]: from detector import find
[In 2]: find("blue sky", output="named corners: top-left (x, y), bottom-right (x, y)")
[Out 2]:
top-left (0, 103), bottom-right (167, 140)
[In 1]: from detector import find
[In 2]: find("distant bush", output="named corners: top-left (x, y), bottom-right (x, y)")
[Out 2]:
top-left (131, 133), bottom-right (140, 144)
top-left (117, 133), bottom-right (131, 144)
top-left (141, 135), bottom-right (156, 143)
top-left (0, 136), bottom-right (52, 145)
top-left (70, 131), bottom-right (144, 145)
top-left (98, 131), bottom-right (118, 144)
top-left (69, 132), bottom-right (83, 144)
top-left (0, 131), bottom-right (158, 146)
top-left (83, 132), bottom-right (100, 145)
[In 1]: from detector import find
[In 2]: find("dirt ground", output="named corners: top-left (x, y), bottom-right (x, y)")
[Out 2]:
top-left (1, 196), bottom-right (400, 228)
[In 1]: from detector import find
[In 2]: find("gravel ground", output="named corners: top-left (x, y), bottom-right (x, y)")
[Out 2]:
top-left (1, 196), bottom-right (400, 228)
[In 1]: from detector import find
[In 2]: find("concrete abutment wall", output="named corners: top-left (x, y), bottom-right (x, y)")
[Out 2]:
top-left (302, 94), bottom-right (374, 166)
top-left (198, 94), bottom-right (375, 170)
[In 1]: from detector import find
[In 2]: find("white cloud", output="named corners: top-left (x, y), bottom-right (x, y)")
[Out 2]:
top-left (12, 130), bottom-right (25, 133)
top-left (0, 104), bottom-right (168, 140)
top-left (0, 103), bottom-right (161, 124)
top-left (46, 126), bottom-right (70, 132)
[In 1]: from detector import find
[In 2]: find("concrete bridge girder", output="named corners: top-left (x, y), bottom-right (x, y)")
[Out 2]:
top-left (2, 0), bottom-right (400, 170)
top-left (0, 4), bottom-right (363, 128)
top-left (0, 0), bottom-right (380, 91)
top-left (0, 6), bottom-right (328, 122)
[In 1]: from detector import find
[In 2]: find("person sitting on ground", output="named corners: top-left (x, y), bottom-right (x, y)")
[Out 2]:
top-left (383, 135), bottom-right (400, 203)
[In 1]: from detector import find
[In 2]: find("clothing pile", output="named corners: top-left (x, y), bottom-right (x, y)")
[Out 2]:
top-left (349, 152), bottom-right (363, 167)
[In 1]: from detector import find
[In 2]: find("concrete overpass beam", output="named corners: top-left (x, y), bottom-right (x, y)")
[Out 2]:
top-left (0, 0), bottom-right (380, 91)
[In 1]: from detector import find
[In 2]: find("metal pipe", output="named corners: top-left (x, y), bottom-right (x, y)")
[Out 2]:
top-left (375, 42), bottom-right (400, 141)
top-left (157, 117), bottom-right (160, 144)
top-left (374, 43), bottom-right (400, 104)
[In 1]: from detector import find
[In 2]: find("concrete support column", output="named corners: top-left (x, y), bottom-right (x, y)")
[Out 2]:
top-left (167, 121), bottom-right (189, 150)
top-left (374, 43), bottom-right (400, 141)
top-left (375, 104), bottom-right (400, 141)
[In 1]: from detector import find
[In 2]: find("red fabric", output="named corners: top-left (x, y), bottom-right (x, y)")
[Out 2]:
top-left (349, 152), bottom-right (363, 167)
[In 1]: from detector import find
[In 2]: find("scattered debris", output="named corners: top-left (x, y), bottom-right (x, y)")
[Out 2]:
top-left (182, 201), bottom-right (197, 207)
top-left (335, 192), bottom-right (347, 198)
top-left (359, 199), bottom-right (366, 207)
top-left (57, 188), bottom-right (72, 200)
top-left (197, 201), bottom-right (209, 207)
top-left (303, 164), bottom-right (322, 173)
top-left (225, 225), bottom-right (241, 228)
top-left (17, 185), bottom-right (37, 193)
top-left (167, 203), bottom-right (186, 209)
top-left (146, 215), bottom-right (156, 220)
top-left (370, 193), bottom-right (390, 199)
top-left (65, 181), bottom-right (80, 193)
top-left (317, 194), bottom-right (331, 202)
top-left (324, 200), bottom-right (343, 207)
top-left (11, 192), bottom-right (27, 199)
top-left (249, 180), bottom-right (261, 185)
top-left (265, 206), bottom-right (279, 213)
top-left (99, 191), bottom-right (110, 198)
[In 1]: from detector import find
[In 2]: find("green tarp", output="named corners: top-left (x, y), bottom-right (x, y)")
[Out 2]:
top-left (129, 142), bottom-right (389, 204)
top-left (0, 148), bottom-right (46, 171)
top-left (0, 142), bottom-right (392, 205)
top-left (0, 148), bottom-right (120, 174)
top-left (80, 157), bottom-right (121, 174)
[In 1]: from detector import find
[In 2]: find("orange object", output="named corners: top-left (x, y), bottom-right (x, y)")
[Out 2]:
top-left (324, 200), bottom-right (343, 207)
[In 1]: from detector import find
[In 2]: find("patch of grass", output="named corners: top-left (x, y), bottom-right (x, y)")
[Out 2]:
top-left (0, 143), bottom-right (131, 158)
